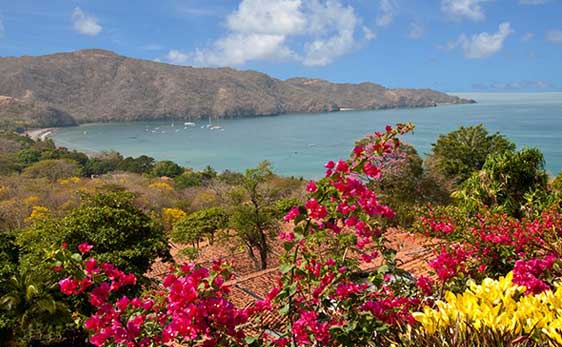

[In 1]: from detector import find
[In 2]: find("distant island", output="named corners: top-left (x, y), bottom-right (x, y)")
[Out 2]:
top-left (0, 49), bottom-right (475, 129)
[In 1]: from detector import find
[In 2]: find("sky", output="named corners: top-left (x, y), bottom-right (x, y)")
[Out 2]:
top-left (0, 0), bottom-right (561, 91)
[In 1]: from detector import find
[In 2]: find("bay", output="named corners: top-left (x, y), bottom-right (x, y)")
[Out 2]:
top-left (52, 92), bottom-right (562, 178)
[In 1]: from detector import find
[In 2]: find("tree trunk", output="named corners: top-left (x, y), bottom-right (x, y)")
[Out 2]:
top-left (258, 226), bottom-right (268, 270)
top-left (245, 242), bottom-right (260, 270)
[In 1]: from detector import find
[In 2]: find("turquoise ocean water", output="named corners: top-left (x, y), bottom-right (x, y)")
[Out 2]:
top-left (53, 92), bottom-right (562, 178)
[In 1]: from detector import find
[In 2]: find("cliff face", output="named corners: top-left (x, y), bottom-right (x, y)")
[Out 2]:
top-left (0, 49), bottom-right (474, 127)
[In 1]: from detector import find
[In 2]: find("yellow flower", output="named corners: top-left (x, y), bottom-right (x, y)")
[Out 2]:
top-left (26, 205), bottom-right (49, 223)
top-left (162, 207), bottom-right (187, 229)
top-left (149, 181), bottom-right (173, 191)
top-left (414, 272), bottom-right (562, 343)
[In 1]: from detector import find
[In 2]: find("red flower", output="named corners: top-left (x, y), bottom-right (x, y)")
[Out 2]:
top-left (78, 242), bottom-right (94, 254)
top-left (306, 181), bottom-right (318, 193)
top-left (283, 206), bottom-right (300, 222)
top-left (59, 277), bottom-right (79, 295)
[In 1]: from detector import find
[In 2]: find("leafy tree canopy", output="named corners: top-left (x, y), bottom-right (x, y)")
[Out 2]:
top-left (172, 207), bottom-right (228, 246)
top-left (59, 191), bottom-right (171, 277)
top-left (453, 147), bottom-right (548, 217)
top-left (430, 124), bottom-right (516, 183)
top-left (151, 160), bottom-right (183, 178)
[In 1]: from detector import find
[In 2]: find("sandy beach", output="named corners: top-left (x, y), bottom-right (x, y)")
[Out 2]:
top-left (25, 128), bottom-right (56, 141)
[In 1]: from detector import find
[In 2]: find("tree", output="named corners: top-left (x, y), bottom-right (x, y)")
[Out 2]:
top-left (371, 143), bottom-right (424, 203)
top-left (16, 149), bottom-right (41, 166)
top-left (368, 143), bottom-right (451, 225)
top-left (22, 159), bottom-right (81, 182)
top-left (453, 147), bottom-right (548, 217)
top-left (117, 155), bottom-right (155, 174)
top-left (0, 233), bottom-right (19, 288)
top-left (227, 161), bottom-right (280, 270)
top-left (0, 273), bottom-right (70, 346)
top-left (172, 207), bottom-right (228, 247)
top-left (59, 192), bottom-right (171, 279)
top-left (84, 151), bottom-right (123, 176)
top-left (151, 160), bottom-right (183, 178)
top-left (429, 124), bottom-right (515, 184)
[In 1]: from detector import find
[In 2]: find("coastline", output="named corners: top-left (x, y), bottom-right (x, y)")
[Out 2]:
top-left (25, 127), bottom-right (56, 141)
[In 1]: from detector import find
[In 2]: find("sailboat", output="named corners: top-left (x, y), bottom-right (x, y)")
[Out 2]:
top-left (207, 115), bottom-right (223, 130)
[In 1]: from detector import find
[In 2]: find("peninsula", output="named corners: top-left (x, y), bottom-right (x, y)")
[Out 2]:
top-left (0, 49), bottom-right (474, 128)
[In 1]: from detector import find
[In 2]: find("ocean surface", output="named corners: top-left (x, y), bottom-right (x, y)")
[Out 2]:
top-left (53, 92), bottom-right (562, 178)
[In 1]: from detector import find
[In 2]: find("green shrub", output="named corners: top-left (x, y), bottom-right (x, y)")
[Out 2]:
top-left (172, 207), bottom-right (228, 246)
top-left (60, 191), bottom-right (171, 278)
top-left (151, 160), bottom-right (183, 178)
top-left (453, 147), bottom-right (548, 217)
top-left (116, 155), bottom-right (155, 174)
top-left (275, 197), bottom-right (302, 215)
top-left (175, 170), bottom-right (203, 189)
top-left (429, 124), bottom-right (515, 184)
top-left (16, 148), bottom-right (41, 165)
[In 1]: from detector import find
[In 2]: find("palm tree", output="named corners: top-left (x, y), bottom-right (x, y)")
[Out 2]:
top-left (0, 272), bottom-right (69, 346)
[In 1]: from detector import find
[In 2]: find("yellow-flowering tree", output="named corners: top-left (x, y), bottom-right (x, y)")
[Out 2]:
top-left (161, 207), bottom-right (186, 231)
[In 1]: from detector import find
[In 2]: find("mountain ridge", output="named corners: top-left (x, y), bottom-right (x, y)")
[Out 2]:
top-left (0, 49), bottom-right (474, 128)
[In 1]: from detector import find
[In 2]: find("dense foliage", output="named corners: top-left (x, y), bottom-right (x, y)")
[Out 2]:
top-left (2, 123), bottom-right (562, 346)
top-left (453, 147), bottom-right (548, 217)
top-left (429, 124), bottom-right (516, 183)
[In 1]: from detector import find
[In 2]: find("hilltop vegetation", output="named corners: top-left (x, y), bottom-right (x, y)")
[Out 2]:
top-left (1, 124), bottom-right (562, 346)
top-left (0, 49), bottom-right (473, 129)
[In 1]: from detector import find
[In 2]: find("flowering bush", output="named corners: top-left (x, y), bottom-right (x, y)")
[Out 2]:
top-left (417, 206), bottom-right (562, 292)
top-left (409, 272), bottom-right (562, 346)
top-left (161, 207), bottom-right (187, 230)
top-left (56, 244), bottom-right (249, 347)
top-left (260, 123), bottom-right (429, 346)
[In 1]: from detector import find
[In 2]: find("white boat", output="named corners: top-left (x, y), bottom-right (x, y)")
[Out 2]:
top-left (210, 125), bottom-right (223, 130)
top-left (184, 122), bottom-right (196, 127)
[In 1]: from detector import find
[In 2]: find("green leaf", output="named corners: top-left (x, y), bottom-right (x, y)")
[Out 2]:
top-left (279, 303), bottom-right (290, 315)
top-left (279, 263), bottom-right (294, 274)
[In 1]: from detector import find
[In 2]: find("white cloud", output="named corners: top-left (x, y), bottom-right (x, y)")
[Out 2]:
top-left (226, 0), bottom-right (306, 35)
top-left (302, 0), bottom-right (358, 66)
top-left (441, 0), bottom-right (489, 21)
top-left (193, 33), bottom-right (296, 66)
top-left (408, 22), bottom-right (425, 39)
top-left (363, 26), bottom-right (376, 41)
top-left (459, 22), bottom-right (513, 58)
top-left (546, 29), bottom-right (562, 43)
top-left (167, 0), bottom-right (361, 67)
top-left (376, 0), bottom-right (397, 27)
top-left (521, 32), bottom-right (534, 42)
top-left (72, 7), bottom-right (102, 36)
top-left (166, 50), bottom-right (191, 65)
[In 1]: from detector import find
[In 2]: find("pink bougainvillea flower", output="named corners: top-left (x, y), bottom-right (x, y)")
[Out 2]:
top-left (78, 242), bottom-right (94, 254)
